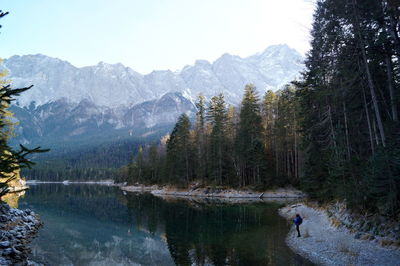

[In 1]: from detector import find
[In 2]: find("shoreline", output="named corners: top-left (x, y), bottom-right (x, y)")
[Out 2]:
top-left (26, 180), bottom-right (116, 185)
top-left (279, 203), bottom-right (400, 265)
top-left (120, 184), bottom-right (307, 200)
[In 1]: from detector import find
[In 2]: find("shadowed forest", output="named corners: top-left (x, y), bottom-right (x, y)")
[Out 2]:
top-left (120, 0), bottom-right (400, 218)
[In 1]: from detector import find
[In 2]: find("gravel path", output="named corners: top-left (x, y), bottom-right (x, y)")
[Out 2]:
top-left (279, 204), bottom-right (400, 266)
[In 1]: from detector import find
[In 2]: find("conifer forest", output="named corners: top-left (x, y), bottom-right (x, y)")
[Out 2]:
top-left (120, 0), bottom-right (400, 217)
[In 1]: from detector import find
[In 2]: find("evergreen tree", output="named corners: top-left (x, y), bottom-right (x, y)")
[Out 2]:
top-left (194, 94), bottom-right (208, 183)
top-left (296, 0), bottom-right (400, 215)
top-left (235, 84), bottom-right (265, 187)
top-left (166, 114), bottom-right (192, 186)
top-left (207, 94), bottom-right (229, 185)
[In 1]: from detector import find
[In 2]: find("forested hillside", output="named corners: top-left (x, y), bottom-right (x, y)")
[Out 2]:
top-left (121, 0), bottom-right (400, 217)
top-left (23, 136), bottom-right (161, 181)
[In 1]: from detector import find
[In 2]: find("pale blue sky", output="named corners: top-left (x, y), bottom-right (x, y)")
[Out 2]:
top-left (1, 0), bottom-right (315, 74)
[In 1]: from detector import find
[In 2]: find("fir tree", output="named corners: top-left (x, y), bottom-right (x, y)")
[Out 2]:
top-left (235, 84), bottom-right (265, 187)
top-left (166, 114), bottom-right (192, 186)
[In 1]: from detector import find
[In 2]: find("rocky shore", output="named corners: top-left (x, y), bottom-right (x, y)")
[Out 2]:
top-left (120, 184), bottom-right (306, 199)
top-left (0, 203), bottom-right (42, 265)
top-left (279, 203), bottom-right (400, 266)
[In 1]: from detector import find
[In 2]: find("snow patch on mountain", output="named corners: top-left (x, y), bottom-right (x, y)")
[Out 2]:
top-left (5, 44), bottom-right (304, 109)
top-left (5, 44), bottom-right (304, 145)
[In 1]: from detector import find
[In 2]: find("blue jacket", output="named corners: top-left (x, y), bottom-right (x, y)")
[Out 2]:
top-left (294, 216), bottom-right (302, 226)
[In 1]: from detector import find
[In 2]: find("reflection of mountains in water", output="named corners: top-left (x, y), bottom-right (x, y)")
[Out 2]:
top-left (21, 184), bottom-right (129, 223)
top-left (22, 184), bottom-right (174, 265)
top-left (21, 185), bottom-right (311, 266)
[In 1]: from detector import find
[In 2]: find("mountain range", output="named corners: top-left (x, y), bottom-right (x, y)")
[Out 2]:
top-left (4, 44), bottom-right (304, 147)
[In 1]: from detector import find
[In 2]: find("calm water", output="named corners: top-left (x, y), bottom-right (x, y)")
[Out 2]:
top-left (17, 184), bottom-right (313, 266)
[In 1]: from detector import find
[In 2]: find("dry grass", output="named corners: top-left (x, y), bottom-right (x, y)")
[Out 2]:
top-left (360, 234), bottom-right (375, 241)
top-left (379, 239), bottom-right (394, 247)
top-left (331, 217), bottom-right (342, 228)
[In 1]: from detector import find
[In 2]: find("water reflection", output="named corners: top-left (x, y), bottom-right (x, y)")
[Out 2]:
top-left (20, 184), bottom-right (312, 265)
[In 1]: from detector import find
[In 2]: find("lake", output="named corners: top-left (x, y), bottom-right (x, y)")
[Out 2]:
top-left (17, 184), bottom-right (313, 265)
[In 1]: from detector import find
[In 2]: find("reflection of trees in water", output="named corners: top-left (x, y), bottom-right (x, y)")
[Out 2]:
top-left (125, 194), bottom-right (306, 266)
top-left (23, 185), bottom-right (174, 265)
top-left (23, 186), bottom-right (310, 265)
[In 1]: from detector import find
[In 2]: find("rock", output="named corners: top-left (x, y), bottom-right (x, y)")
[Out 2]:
top-left (2, 248), bottom-right (13, 256)
top-left (11, 247), bottom-right (21, 256)
top-left (0, 204), bottom-right (10, 213)
top-left (0, 241), bottom-right (10, 248)
top-left (0, 204), bottom-right (42, 265)
top-left (355, 232), bottom-right (362, 239)
top-left (0, 257), bottom-right (8, 265)
top-left (0, 215), bottom-right (8, 223)
top-left (14, 244), bottom-right (25, 251)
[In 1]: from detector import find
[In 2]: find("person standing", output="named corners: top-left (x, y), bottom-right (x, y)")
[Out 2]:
top-left (293, 214), bottom-right (303, 237)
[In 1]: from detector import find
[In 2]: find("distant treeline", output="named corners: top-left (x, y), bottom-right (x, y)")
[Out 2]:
top-left (23, 138), bottom-right (156, 181)
top-left (118, 84), bottom-right (302, 190)
top-left (120, 0), bottom-right (400, 217)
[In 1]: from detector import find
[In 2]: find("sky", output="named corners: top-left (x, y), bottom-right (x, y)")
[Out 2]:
top-left (1, 0), bottom-right (315, 74)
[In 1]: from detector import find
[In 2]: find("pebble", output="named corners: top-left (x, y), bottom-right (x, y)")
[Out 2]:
top-left (2, 248), bottom-right (13, 256)
top-left (0, 241), bottom-right (10, 248)
top-left (0, 203), bottom-right (42, 265)
top-left (0, 215), bottom-right (8, 223)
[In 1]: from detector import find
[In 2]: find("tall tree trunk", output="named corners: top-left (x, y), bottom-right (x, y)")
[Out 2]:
top-left (328, 105), bottom-right (338, 154)
top-left (294, 131), bottom-right (298, 180)
top-left (343, 100), bottom-right (351, 160)
top-left (373, 117), bottom-right (380, 146)
top-left (385, 55), bottom-right (399, 122)
top-left (294, 110), bottom-right (298, 180)
top-left (353, 0), bottom-right (387, 147)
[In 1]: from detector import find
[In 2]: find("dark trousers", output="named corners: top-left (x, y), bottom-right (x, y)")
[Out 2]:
top-left (296, 225), bottom-right (301, 237)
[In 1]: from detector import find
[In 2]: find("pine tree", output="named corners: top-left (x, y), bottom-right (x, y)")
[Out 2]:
top-left (166, 114), bottom-right (192, 186)
top-left (296, 0), bottom-right (400, 215)
top-left (207, 94), bottom-right (229, 185)
top-left (194, 94), bottom-right (207, 183)
top-left (235, 84), bottom-right (265, 187)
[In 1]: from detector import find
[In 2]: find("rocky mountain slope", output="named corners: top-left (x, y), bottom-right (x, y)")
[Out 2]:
top-left (4, 44), bottom-right (304, 146)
